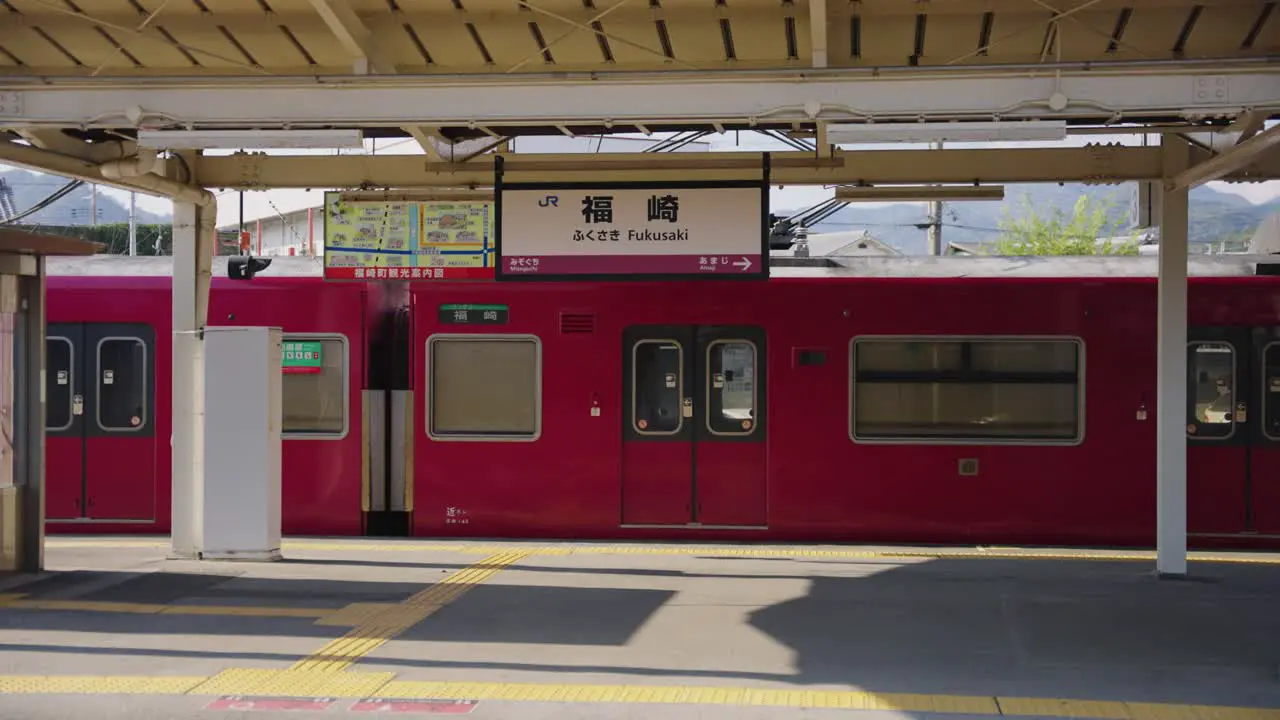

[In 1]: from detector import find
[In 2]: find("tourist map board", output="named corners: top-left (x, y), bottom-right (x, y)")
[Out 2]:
top-left (322, 192), bottom-right (495, 280)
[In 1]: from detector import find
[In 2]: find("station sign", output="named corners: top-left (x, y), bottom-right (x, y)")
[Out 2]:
top-left (322, 191), bottom-right (497, 280)
top-left (438, 303), bottom-right (509, 325)
top-left (495, 180), bottom-right (769, 281)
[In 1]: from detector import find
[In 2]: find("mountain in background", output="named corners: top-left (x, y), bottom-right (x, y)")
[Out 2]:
top-left (0, 167), bottom-right (172, 226)
top-left (793, 183), bottom-right (1280, 254)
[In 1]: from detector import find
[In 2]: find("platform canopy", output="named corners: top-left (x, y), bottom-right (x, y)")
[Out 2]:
top-left (0, 0), bottom-right (1275, 153)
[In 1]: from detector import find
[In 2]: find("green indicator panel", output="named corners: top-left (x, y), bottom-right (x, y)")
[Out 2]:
top-left (282, 341), bottom-right (324, 374)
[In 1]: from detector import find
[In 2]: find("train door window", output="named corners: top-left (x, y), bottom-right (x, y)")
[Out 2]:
top-left (96, 337), bottom-right (148, 432)
top-left (633, 339), bottom-right (684, 435)
top-left (428, 335), bottom-right (540, 440)
top-left (1262, 342), bottom-right (1280, 440)
top-left (1188, 342), bottom-right (1236, 439)
top-left (282, 335), bottom-right (348, 438)
top-left (707, 340), bottom-right (756, 436)
top-left (47, 337), bottom-right (74, 431)
top-left (851, 337), bottom-right (1082, 443)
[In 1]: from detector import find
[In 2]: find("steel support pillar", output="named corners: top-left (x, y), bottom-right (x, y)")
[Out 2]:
top-left (15, 261), bottom-right (46, 572)
top-left (169, 201), bottom-right (214, 559)
top-left (1156, 137), bottom-right (1190, 577)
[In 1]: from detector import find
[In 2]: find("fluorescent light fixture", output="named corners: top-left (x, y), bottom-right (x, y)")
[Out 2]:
top-left (835, 185), bottom-right (1006, 202)
top-left (826, 121), bottom-right (1068, 144)
top-left (136, 129), bottom-right (364, 150)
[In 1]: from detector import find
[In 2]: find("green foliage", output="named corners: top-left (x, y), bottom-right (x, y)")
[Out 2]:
top-left (989, 193), bottom-right (1141, 256)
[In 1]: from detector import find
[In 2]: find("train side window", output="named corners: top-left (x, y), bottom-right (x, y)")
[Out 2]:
top-left (428, 335), bottom-right (540, 440)
top-left (96, 337), bottom-right (148, 432)
top-left (1187, 342), bottom-right (1235, 439)
top-left (1265, 343), bottom-right (1280, 441)
top-left (47, 337), bottom-right (73, 431)
top-left (707, 340), bottom-right (756, 436)
top-left (282, 335), bottom-right (348, 438)
top-left (851, 336), bottom-right (1082, 444)
top-left (632, 339), bottom-right (683, 435)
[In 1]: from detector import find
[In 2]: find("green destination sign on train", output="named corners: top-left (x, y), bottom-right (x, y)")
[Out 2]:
top-left (282, 341), bottom-right (323, 374)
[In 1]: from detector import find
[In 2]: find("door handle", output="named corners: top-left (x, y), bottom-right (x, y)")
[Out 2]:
top-left (1235, 402), bottom-right (1247, 423)
top-left (72, 394), bottom-right (84, 416)
top-left (681, 397), bottom-right (693, 418)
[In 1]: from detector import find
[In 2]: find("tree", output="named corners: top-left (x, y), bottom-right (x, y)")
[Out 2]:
top-left (989, 194), bottom-right (1140, 256)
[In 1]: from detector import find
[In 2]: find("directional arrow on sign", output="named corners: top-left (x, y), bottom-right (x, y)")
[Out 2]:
top-left (734, 257), bottom-right (753, 272)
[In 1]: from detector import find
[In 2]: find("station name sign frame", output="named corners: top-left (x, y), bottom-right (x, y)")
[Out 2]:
top-left (494, 155), bottom-right (771, 282)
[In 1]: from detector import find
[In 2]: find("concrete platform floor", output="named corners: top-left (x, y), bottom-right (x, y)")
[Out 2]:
top-left (0, 537), bottom-right (1279, 719)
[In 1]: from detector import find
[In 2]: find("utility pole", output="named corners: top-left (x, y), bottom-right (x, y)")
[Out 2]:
top-left (90, 184), bottom-right (98, 226)
top-left (128, 191), bottom-right (138, 256)
top-left (927, 140), bottom-right (944, 255)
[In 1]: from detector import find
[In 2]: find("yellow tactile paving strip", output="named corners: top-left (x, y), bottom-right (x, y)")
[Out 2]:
top-left (11, 540), bottom-right (1280, 717)
top-left (0, 674), bottom-right (1278, 719)
top-left (289, 550), bottom-right (529, 674)
top-left (43, 538), bottom-right (1280, 566)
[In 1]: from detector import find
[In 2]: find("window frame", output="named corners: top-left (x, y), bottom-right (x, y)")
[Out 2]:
top-left (47, 335), bottom-right (74, 432)
top-left (94, 335), bottom-right (149, 434)
top-left (280, 332), bottom-right (350, 441)
top-left (1186, 339), bottom-right (1238, 442)
top-left (705, 338), bottom-right (759, 438)
top-left (631, 337), bottom-right (685, 437)
top-left (848, 334), bottom-right (1087, 446)
top-left (425, 332), bottom-right (543, 442)
top-left (1260, 341), bottom-right (1280, 442)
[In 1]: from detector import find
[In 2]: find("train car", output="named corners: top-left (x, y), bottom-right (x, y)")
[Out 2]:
top-left (43, 255), bottom-right (398, 536)
top-left (402, 255), bottom-right (1280, 549)
top-left (40, 253), bottom-right (1280, 549)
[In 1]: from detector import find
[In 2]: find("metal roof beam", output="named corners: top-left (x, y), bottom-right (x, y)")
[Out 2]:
top-left (2, 70), bottom-right (1276, 128)
top-left (308, 0), bottom-right (398, 74)
top-left (189, 145), bottom-right (1280, 190)
top-left (810, 0), bottom-right (828, 68)
top-left (13, 129), bottom-right (133, 164)
top-left (0, 139), bottom-right (195, 198)
top-left (1169, 123), bottom-right (1280, 190)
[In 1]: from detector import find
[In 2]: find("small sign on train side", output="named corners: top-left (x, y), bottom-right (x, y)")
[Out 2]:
top-left (495, 178), bottom-right (769, 282)
top-left (438, 304), bottom-right (509, 325)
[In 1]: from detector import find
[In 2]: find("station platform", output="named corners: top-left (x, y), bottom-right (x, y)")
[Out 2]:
top-left (1, 538), bottom-right (1279, 719)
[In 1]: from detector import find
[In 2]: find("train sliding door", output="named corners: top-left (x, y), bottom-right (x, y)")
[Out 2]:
top-left (45, 323), bottom-right (156, 521)
top-left (621, 325), bottom-right (766, 527)
top-left (1187, 327), bottom-right (1280, 536)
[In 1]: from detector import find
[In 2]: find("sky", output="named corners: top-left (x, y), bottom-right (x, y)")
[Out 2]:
top-left (5, 128), bottom-right (1278, 228)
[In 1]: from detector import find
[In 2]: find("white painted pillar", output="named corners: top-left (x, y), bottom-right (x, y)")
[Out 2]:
top-left (169, 201), bottom-right (214, 559)
top-left (1156, 137), bottom-right (1191, 577)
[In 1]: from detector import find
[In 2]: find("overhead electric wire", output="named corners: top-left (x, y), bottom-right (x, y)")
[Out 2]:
top-left (0, 178), bottom-right (85, 225)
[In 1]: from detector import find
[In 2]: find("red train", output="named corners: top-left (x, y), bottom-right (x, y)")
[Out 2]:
top-left (43, 254), bottom-right (1280, 549)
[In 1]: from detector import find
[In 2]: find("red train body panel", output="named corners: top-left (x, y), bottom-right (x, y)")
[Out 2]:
top-left (41, 255), bottom-right (1280, 549)
top-left (45, 260), bottom-right (373, 536)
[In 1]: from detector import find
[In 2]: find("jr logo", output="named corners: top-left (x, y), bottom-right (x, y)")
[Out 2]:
top-left (538, 195), bottom-right (559, 208)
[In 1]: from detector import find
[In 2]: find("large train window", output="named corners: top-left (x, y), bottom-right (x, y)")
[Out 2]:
top-left (1266, 343), bottom-right (1280, 441)
top-left (428, 335), bottom-right (541, 440)
top-left (633, 339), bottom-right (684, 435)
top-left (1187, 342), bottom-right (1235, 440)
top-left (851, 336), bottom-right (1083, 444)
top-left (707, 340), bottom-right (757, 436)
top-left (281, 335), bottom-right (348, 438)
top-left (46, 337), bottom-right (73, 431)
top-left (96, 337), bottom-right (148, 432)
